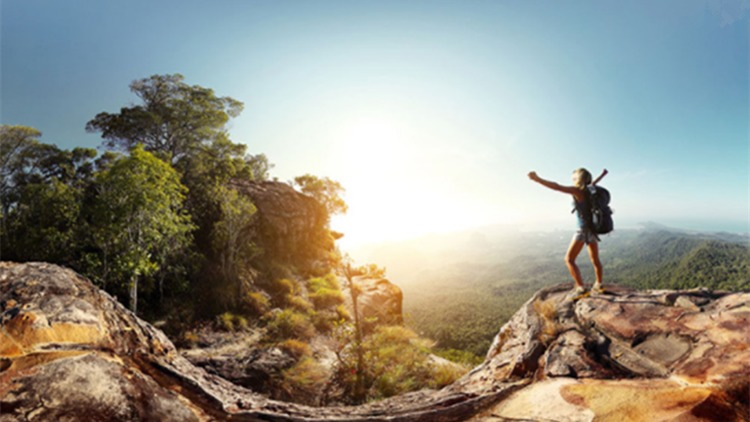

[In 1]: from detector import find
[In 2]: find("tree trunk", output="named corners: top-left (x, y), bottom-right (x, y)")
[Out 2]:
top-left (129, 275), bottom-right (138, 315)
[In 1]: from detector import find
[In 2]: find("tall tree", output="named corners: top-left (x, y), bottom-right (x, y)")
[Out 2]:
top-left (211, 185), bottom-right (258, 308)
top-left (0, 125), bottom-right (42, 258)
top-left (91, 145), bottom-right (194, 314)
top-left (85, 74), bottom-right (243, 165)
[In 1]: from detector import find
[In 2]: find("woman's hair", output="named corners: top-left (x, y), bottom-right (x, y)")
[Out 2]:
top-left (573, 168), bottom-right (592, 189)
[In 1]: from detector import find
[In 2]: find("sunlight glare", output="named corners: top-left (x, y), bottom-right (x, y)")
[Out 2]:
top-left (330, 116), bottom-right (521, 250)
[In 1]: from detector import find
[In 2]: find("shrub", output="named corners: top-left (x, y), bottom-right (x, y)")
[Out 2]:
top-left (235, 315), bottom-right (249, 330)
top-left (286, 294), bottom-right (314, 313)
top-left (533, 298), bottom-right (562, 345)
top-left (218, 311), bottom-right (250, 332)
top-left (279, 339), bottom-right (312, 359)
top-left (219, 312), bottom-right (235, 331)
top-left (435, 348), bottom-right (483, 367)
top-left (269, 278), bottom-right (297, 298)
top-left (335, 304), bottom-right (351, 321)
top-left (309, 288), bottom-right (344, 309)
top-left (308, 273), bottom-right (340, 291)
top-left (266, 309), bottom-right (316, 340)
top-left (428, 362), bottom-right (468, 388)
top-left (336, 324), bottom-right (438, 403)
top-left (245, 291), bottom-right (270, 315)
top-left (312, 309), bottom-right (338, 333)
top-left (307, 273), bottom-right (344, 310)
top-left (279, 356), bottom-right (329, 404)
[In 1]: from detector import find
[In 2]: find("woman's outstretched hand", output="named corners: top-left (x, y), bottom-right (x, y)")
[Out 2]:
top-left (528, 171), bottom-right (539, 181)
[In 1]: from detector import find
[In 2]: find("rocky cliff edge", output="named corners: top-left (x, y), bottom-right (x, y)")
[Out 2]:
top-left (1, 262), bottom-right (748, 421)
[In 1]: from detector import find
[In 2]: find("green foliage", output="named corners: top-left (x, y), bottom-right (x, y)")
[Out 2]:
top-left (434, 348), bottom-right (484, 367)
top-left (219, 312), bottom-right (236, 332)
top-left (335, 304), bottom-right (351, 321)
top-left (279, 356), bottom-right (329, 404)
top-left (310, 288), bottom-right (345, 310)
top-left (89, 145), bottom-right (194, 313)
top-left (308, 273), bottom-right (345, 310)
top-left (293, 174), bottom-right (347, 217)
top-left (270, 278), bottom-right (298, 298)
top-left (265, 308), bottom-right (316, 340)
top-left (210, 185), bottom-right (258, 308)
top-left (218, 312), bottom-right (249, 332)
top-left (85, 74), bottom-right (243, 165)
top-left (333, 324), bottom-right (460, 403)
top-left (286, 295), bottom-right (314, 313)
top-left (245, 291), bottom-right (271, 315)
top-left (7, 179), bottom-right (81, 263)
top-left (246, 153), bottom-right (274, 181)
top-left (2, 75), bottom-right (347, 324)
top-left (403, 229), bottom-right (750, 358)
top-left (429, 361), bottom-right (468, 388)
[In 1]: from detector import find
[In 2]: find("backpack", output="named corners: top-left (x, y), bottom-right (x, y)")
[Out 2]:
top-left (586, 185), bottom-right (614, 235)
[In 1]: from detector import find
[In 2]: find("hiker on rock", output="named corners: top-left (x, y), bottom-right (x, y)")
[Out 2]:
top-left (528, 168), bottom-right (608, 295)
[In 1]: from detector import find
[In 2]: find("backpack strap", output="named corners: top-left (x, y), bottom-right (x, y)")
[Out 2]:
top-left (585, 186), bottom-right (601, 242)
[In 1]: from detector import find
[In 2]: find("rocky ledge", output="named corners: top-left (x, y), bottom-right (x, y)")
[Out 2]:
top-left (1, 262), bottom-right (748, 421)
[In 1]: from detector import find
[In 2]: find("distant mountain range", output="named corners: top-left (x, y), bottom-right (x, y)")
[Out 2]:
top-left (351, 225), bottom-right (749, 357)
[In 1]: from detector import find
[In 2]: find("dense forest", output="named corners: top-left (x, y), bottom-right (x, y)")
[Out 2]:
top-left (0, 74), bottom-right (466, 405)
top-left (0, 74), bottom-right (335, 318)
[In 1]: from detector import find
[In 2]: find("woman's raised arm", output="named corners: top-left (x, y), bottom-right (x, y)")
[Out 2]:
top-left (528, 171), bottom-right (580, 196)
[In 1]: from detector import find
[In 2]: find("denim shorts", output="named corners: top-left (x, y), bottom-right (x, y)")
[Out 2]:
top-left (573, 229), bottom-right (598, 245)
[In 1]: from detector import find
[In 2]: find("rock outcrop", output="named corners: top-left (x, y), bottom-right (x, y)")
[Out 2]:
top-left (2, 262), bottom-right (749, 421)
top-left (230, 180), bottom-right (335, 273)
top-left (341, 275), bottom-right (404, 330)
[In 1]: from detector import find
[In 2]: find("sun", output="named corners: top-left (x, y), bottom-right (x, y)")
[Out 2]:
top-left (329, 117), bottom-right (463, 248)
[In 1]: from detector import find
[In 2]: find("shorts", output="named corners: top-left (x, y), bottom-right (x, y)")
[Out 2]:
top-left (573, 229), bottom-right (598, 245)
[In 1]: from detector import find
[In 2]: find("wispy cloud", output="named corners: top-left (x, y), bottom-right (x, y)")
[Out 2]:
top-left (707, 0), bottom-right (750, 27)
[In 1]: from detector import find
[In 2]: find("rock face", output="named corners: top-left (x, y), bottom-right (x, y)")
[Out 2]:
top-left (463, 284), bottom-right (750, 421)
top-left (2, 262), bottom-right (749, 421)
top-left (342, 275), bottom-right (404, 331)
top-left (231, 180), bottom-right (334, 273)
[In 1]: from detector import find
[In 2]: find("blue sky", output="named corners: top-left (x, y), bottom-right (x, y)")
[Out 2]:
top-left (2, 0), bottom-right (748, 247)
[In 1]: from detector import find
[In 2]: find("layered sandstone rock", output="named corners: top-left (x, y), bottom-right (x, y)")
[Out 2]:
top-left (230, 180), bottom-right (335, 273)
top-left (1, 262), bottom-right (748, 421)
top-left (464, 284), bottom-right (750, 421)
top-left (341, 275), bottom-right (404, 331)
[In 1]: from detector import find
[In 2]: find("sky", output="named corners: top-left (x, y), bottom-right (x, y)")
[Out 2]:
top-left (2, 0), bottom-right (749, 250)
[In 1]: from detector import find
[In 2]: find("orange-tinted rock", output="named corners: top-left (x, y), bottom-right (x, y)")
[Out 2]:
top-left (2, 262), bottom-right (748, 421)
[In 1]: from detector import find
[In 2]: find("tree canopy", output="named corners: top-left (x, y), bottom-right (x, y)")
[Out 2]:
top-left (90, 145), bottom-right (194, 313)
top-left (86, 74), bottom-right (243, 165)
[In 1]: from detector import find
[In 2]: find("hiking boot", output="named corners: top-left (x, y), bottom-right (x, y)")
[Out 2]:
top-left (572, 285), bottom-right (587, 295)
top-left (591, 283), bottom-right (604, 295)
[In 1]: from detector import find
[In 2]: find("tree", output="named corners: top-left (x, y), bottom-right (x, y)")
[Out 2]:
top-left (0, 125), bottom-right (97, 261)
top-left (85, 74), bottom-right (243, 165)
top-left (91, 145), bottom-right (194, 314)
top-left (7, 179), bottom-right (81, 263)
top-left (293, 174), bottom-right (348, 217)
top-left (211, 184), bottom-right (258, 308)
top-left (0, 125), bottom-right (42, 258)
top-left (246, 153), bottom-right (274, 181)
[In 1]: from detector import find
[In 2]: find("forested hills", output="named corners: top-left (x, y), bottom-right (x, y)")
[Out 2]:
top-left (357, 227), bottom-right (749, 359)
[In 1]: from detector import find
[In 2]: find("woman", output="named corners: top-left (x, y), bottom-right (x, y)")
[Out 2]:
top-left (527, 168), bottom-right (607, 295)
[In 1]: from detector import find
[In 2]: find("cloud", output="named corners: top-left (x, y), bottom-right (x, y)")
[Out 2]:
top-left (707, 0), bottom-right (750, 27)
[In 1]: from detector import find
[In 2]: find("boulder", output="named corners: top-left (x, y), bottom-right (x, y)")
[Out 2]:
top-left (341, 275), bottom-right (404, 331)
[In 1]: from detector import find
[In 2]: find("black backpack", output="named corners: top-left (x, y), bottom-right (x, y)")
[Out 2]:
top-left (586, 185), bottom-right (614, 235)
